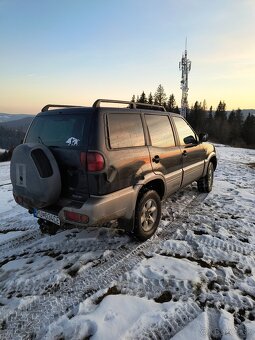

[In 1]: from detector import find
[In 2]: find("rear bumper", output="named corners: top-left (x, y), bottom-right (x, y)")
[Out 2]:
top-left (58, 186), bottom-right (140, 227)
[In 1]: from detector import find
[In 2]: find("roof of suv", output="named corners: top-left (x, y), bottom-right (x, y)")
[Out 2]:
top-left (38, 99), bottom-right (178, 117)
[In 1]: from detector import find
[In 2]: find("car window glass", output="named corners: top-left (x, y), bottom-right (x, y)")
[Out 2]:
top-left (172, 117), bottom-right (197, 145)
top-left (108, 114), bottom-right (145, 148)
top-left (145, 115), bottom-right (175, 148)
top-left (25, 115), bottom-right (86, 147)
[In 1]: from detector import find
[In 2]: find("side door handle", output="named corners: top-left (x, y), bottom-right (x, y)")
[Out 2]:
top-left (152, 155), bottom-right (160, 163)
top-left (182, 150), bottom-right (187, 157)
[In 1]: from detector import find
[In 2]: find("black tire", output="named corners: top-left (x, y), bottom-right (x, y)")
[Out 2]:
top-left (197, 162), bottom-right (214, 193)
top-left (134, 190), bottom-right (161, 241)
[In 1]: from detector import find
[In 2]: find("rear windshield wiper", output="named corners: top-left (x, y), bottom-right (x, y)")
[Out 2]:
top-left (37, 137), bottom-right (60, 148)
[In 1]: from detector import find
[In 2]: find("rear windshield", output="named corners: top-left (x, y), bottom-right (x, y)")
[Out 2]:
top-left (25, 114), bottom-right (87, 147)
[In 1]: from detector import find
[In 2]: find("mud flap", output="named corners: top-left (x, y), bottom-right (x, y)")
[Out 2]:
top-left (118, 213), bottom-right (135, 234)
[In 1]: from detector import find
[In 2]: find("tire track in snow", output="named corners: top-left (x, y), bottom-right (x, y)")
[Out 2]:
top-left (0, 236), bottom-right (130, 299)
top-left (125, 301), bottom-right (201, 339)
top-left (1, 191), bottom-right (205, 339)
top-left (0, 229), bottom-right (42, 257)
top-left (0, 182), bottom-right (11, 187)
top-left (186, 232), bottom-right (255, 255)
top-left (0, 186), bottom-right (200, 292)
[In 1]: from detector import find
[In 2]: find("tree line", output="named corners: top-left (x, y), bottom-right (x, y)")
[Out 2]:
top-left (0, 84), bottom-right (254, 163)
top-left (131, 84), bottom-right (180, 113)
top-left (131, 84), bottom-right (255, 148)
top-left (187, 101), bottom-right (255, 148)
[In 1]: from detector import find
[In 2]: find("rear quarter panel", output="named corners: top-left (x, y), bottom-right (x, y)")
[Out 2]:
top-left (87, 109), bottom-right (152, 196)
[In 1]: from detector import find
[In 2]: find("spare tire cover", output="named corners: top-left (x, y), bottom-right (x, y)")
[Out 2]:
top-left (10, 143), bottom-right (61, 209)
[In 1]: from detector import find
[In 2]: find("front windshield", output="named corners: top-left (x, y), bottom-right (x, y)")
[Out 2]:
top-left (25, 114), bottom-right (86, 147)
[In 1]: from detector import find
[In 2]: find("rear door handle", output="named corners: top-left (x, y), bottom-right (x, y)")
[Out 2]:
top-left (182, 150), bottom-right (187, 157)
top-left (152, 155), bottom-right (160, 163)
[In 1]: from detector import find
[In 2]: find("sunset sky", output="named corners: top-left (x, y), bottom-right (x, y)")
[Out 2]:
top-left (0, 0), bottom-right (255, 114)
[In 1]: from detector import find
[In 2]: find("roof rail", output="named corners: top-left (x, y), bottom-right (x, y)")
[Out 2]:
top-left (92, 99), bottom-right (166, 111)
top-left (41, 104), bottom-right (83, 112)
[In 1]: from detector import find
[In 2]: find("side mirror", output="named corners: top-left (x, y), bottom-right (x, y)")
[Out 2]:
top-left (199, 133), bottom-right (208, 143)
top-left (183, 135), bottom-right (197, 145)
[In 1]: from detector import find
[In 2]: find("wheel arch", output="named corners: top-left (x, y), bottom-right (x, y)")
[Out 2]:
top-left (118, 177), bottom-right (165, 234)
top-left (209, 155), bottom-right (217, 170)
top-left (137, 178), bottom-right (165, 201)
top-left (202, 153), bottom-right (217, 177)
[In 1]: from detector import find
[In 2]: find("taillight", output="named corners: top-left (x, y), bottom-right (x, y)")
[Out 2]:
top-left (64, 210), bottom-right (89, 224)
top-left (80, 152), bottom-right (105, 172)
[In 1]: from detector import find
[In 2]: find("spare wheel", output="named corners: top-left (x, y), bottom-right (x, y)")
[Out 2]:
top-left (10, 143), bottom-right (61, 209)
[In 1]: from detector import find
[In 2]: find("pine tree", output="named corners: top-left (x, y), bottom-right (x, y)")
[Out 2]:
top-left (154, 84), bottom-right (167, 106)
top-left (209, 106), bottom-right (213, 117)
top-left (215, 101), bottom-right (227, 121)
top-left (242, 113), bottom-right (255, 147)
top-left (214, 101), bottom-right (229, 143)
top-left (228, 109), bottom-right (243, 144)
top-left (166, 94), bottom-right (176, 112)
top-left (138, 91), bottom-right (147, 103)
top-left (205, 106), bottom-right (214, 139)
top-left (148, 93), bottom-right (153, 105)
top-left (174, 105), bottom-right (180, 114)
top-left (129, 95), bottom-right (136, 108)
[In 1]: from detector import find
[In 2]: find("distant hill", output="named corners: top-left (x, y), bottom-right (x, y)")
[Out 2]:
top-left (0, 113), bottom-right (34, 123)
top-left (0, 113), bottom-right (35, 133)
top-left (0, 113), bottom-right (34, 150)
top-left (223, 109), bottom-right (255, 119)
top-left (240, 109), bottom-right (255, 118)
top-left (0, 117), bottom-right (34, 133)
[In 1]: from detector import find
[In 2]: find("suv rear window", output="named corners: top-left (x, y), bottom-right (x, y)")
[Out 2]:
top-left (108, 113), bottom-right (145, 149)
top-left (25, 115), bottom-right (86, 147)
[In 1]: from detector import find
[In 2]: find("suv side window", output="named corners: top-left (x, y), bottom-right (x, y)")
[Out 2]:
top-left (108, 113), bottom-right (145, 149)
top-left (172, 116), bottom-right (197, 146)
top-left (146, 115), bottom-right (175, 148)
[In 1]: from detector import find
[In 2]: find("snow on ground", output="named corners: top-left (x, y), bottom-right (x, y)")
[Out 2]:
top-left (0, 145), bottom-right (255, 339)
top-left (0, 161), bottom-right (10, 185)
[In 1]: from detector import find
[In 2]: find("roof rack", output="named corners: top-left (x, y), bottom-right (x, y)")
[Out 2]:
top-left (92, 99), bottom-right (166, 111)
top-left (41, 100), bottom-right (166, 112)
top-left (41, 104), bottom-right (83, 112)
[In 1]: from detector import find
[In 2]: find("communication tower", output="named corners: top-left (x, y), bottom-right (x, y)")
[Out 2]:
top-left (179, 39), bottom-right (191, 118)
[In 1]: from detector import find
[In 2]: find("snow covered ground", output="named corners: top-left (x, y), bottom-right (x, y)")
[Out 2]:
top-left (0, 145), bottom-right (255, 339)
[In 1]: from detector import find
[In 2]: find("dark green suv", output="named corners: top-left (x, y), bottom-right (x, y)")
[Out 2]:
top-left (10, 99), bottom-right (217, 240)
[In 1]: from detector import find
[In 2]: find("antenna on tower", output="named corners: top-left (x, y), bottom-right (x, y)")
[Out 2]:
top-left (179, 38), bottom-right (191, 118)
